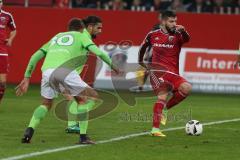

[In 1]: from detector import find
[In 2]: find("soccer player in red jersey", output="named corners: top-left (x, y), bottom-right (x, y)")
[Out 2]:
top-left (0, 0), bottom-right (17, 104)
top-left (138, 10), bottom-right (191, 137)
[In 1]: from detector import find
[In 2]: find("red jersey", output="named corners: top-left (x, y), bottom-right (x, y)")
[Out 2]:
top-left (0, 9), bottom-right (16, 54)
top-left (139, 28), bottom-right (190, 74)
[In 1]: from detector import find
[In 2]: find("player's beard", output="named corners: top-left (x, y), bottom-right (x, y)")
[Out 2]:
top-left (166, 26), bottom-right (176, 34)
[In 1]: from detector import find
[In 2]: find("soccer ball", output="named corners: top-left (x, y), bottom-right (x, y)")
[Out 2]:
top-left (185, 120), bottom-right (203, 136)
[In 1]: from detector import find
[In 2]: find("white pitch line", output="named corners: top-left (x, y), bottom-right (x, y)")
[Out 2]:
top-left (1, 118), bottom-right (240, 160)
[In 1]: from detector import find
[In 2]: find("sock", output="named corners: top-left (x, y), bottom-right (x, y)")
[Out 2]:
top-left (0, 84), bottom-right (6, 103)
top-left (28, 105), bottom-right (48, 129)
top-left (78, 100), bottom-right (95, 135)
top-left (152, 100), bottom-right (166, 129)
top-left (68, 100), bottom-right (78, 127)
top-left (166, 90), bottom-right (187, 110)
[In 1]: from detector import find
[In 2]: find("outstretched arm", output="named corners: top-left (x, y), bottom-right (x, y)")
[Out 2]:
top-left (16, 50), bottom-right (46, 96)
top-left (88, 45), bottom-right (119, 73)
top-left (24, 50), bottom-right (46, 78)
top-left (138, 33), bottom-right (151, 68)
top-left (6, 30), bottom-right (17, 47)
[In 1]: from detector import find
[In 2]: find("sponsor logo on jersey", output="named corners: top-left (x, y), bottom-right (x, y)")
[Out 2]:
top-left (153, 43), bottom-right (174, 48)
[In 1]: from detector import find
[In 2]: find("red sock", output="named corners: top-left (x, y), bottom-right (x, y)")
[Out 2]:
top-left (0, 85), bottom-right (6, 103)
top-left (152, 100), bottom-right (166, 128)
top-left (166, 91), bottom-right (187, 110)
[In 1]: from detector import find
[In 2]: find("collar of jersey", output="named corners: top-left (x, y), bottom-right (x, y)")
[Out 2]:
top-left (83, 29), bottom-right (91, 39)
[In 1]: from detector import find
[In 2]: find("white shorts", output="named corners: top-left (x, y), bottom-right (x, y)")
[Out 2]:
top-left (41, 68), bottom-right (89, 99)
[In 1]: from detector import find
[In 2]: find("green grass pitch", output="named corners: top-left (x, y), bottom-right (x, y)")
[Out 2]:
top-left (0, 85), bottom-right (240, 160)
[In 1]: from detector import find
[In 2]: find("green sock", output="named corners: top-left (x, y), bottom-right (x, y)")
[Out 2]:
top-left (68, 100), bottom-right (78, 127)
top-left (28, 105), bottom-right (48, 129)
top-left (78, 100), bottom-right (95, 134)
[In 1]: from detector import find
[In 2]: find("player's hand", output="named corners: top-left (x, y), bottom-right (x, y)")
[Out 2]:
top-left (176, 25), bottom-right (185, 32)
top-left (5, 39), bottom-right (13, 47)
top-left (16, 77), bottom-right (30, 96)
top-left (139, 62), bottom-right (148, 69)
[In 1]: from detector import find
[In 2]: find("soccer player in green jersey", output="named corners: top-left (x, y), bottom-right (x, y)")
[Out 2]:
top-left (64, 16), bottom-right (106, 134)
top-left (16, 16), bottom-right (118, 144)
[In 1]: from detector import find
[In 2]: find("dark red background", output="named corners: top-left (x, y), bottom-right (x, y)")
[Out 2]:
top-left (4, 7), bottom-right (240, 84)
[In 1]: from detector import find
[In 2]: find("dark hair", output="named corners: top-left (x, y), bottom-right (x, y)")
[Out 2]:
top-left (68, 18), bottom-right (85, 31)
top-left (161, 10), bottom-right (176, 20)
top-left (82, 15), bottom-right (102, 27)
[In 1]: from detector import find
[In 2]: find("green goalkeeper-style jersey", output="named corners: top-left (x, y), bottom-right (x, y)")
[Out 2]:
top-left (41, 30), bottom-right (93, 72)
top-left (24, 29), bottom-right (113, 78)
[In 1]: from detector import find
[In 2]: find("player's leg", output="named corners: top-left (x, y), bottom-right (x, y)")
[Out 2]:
top-left (22, 69), bottom-right (57, 143)
top-left (22, 98), bottom-right (53, 143)
top-left (151, 92), bottom-right (168, 137)
top-left (66, 100), bottom-right (80, 133)
top-left (150, 73), bottom-right (168, 137)
top-left (62, 70), bottom-right (97, 144)
top-left (160, 76), bottom-right (192, 126)
top-left (74, 87), bottom-right (98, 144)
top-left (0, 74), bottom-right (7, 104)
top-left (63, 94), bottom-right (80, 134)
top-left (166, 81), bottom-right (192, 110)
top-left (0, 56), bottom-right (8, 104)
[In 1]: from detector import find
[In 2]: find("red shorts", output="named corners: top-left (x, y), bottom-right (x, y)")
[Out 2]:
top-left (150, 71), bottom-right (187, 95)
top-left (0, 55), bottom-right (9, 73)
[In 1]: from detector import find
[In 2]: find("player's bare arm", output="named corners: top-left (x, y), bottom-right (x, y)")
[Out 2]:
top-left (176, 25), bottom-right (190, 43)
top-left (6, 30), bottom-right (17, 46)
top-left (138, 35), bottom-right (151, 68)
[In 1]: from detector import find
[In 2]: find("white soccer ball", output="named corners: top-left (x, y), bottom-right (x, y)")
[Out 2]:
top-left (185, 120), bottom-right (203, 136)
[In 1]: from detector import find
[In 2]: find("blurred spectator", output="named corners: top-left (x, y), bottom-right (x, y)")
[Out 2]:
top-left (55, 0), bottom-right (69, 8)
top-left (233, 0), bottom-right (240, 14)
top-left (85, 0), bottom-right (101, 9)
top-left (168, 0), bottom-right (186, 12)
top-left (131, 0), bottom-right (144, 11)
top-left (187, 0), bottom-right (215, 13)
top-left (107, 0), bottom-right (127, 10)
top-left (6, 0), bottom-right (239, 14)
top-left (72, 0), bottom-right (85, 8)
top-left (152, 0), bottom-right (172, 11)
top-left (213, 0), bottom-right (230, 14)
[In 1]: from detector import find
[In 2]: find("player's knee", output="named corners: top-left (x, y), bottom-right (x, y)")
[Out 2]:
top-left (157, 92), bottom-right (168, 101)
top-left (42, 98), bottom-right (53, 109)
top-left (179, 82), bottom-right (192, 95)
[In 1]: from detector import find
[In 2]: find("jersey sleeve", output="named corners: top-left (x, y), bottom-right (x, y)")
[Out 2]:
top-left (88, 45), bottom-right (113, 68)
top-left (178, 30), bottom-right (190, 44)
top-left (24, 50), bottom-right (46, 78)
top-left (7, 13), bottom-right (16, 31)
top-left (39, 41), bottom-right (50, 53)
top-left (138, 32), bottom-right (151, 65)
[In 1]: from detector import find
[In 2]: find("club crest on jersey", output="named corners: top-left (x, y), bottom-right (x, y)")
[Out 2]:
top-left (168, 36), bottom-right (174, 42)
top-left (155, 37), bottom-right (160, 40)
